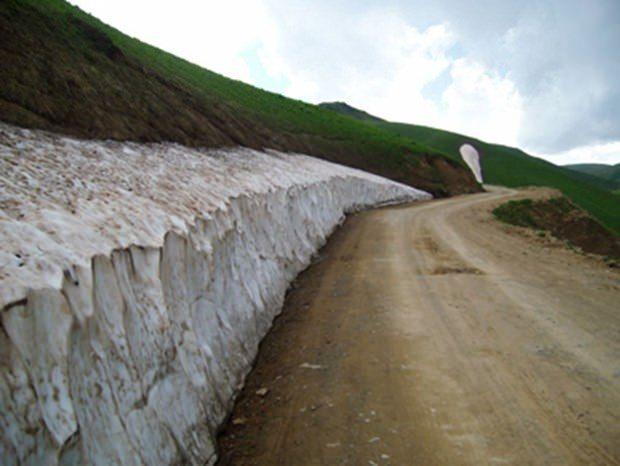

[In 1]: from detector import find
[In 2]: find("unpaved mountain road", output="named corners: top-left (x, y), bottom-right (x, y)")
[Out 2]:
top-left (218, 188), bottom-right (620, 466)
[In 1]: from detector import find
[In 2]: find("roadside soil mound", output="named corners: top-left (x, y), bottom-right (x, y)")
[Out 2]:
top-left (493, 190), bottom-right (620, 260)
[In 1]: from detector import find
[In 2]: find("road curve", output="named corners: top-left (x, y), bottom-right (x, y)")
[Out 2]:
top-left (218, 188), bottom-right (620, 465)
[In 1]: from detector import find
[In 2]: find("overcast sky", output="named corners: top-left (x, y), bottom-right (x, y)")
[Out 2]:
top-left (70, 0), bottom-right (620, 165)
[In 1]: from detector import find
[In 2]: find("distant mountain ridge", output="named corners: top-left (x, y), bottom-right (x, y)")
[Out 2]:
top-left (565, 163), bottom-right (620, 190)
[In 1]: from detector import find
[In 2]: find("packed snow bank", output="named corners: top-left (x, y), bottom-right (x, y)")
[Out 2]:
top-left (0, 123), bottom-right (430, 465)
top-left (459, 143), bottom-right (483, 183)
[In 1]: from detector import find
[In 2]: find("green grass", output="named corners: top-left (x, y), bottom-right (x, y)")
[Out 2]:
top-left (492, 199), bottom-right (538, 228)
top-left (318, 102), bottom-right (386, 123)
top-left (556, 167), bottom-right (620, 192)
top-left (564, 163), bottom-right (620, 189)
top-left (492, 197), bottom-right (573, 229)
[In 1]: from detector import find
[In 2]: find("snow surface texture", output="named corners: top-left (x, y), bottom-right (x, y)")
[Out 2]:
top-left (0, 123), bottom-right (430, 465)
top-left (459, 143), bottom-right (483, 184)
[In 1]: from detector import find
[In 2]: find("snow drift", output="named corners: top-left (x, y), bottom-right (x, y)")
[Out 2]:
top-left (0, 123), bottom-right (430, 465)
top-left (459, 143), bottom-right (483, 184)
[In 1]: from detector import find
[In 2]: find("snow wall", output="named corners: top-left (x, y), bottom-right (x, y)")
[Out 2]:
top-left (0, 123), bottom-right (430, 465)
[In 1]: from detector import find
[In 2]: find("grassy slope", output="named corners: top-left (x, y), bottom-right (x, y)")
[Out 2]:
top-left (0, 0), bottom-right (480, 196)
top-left (313, 107), bottom-right (619, 234)
top-left (319, 102), bottom-right (386, 123)
top-left (556, 168), bottom-right (620, 192)
top-left (565, 164), bottom-right (620, 187)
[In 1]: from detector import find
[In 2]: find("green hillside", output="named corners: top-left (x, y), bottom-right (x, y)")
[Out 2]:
top-left (323, 106), bottom-right (620, 235)
top-left (556, 168), bottom-right (620, 193)
top-left (319, 102), bottom-right (386, 123)
top-left (0, 0), bottom-right (479, 197)
top-left (565, 163), bottom-right (620, 189)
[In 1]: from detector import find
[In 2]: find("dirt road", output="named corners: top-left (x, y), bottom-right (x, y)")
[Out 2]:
top-left (217, 188), bottom-right (620, 465)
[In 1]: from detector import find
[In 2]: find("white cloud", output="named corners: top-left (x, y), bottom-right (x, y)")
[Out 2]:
top-left (541, 141), bottom-right (620, 166)
top-left (249, 6), bottom-right (457, 130)
top-left (254, 5), bottom-right (524, 146)
top-left (440, 59), bottom-right (523, 145)
top-left (70, 0), bottom-right (274, 82)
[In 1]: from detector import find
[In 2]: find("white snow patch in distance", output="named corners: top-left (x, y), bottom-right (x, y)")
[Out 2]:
top-left (459, 143), bottom-right (483, 183)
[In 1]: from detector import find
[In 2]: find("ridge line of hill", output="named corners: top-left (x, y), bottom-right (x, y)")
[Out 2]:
top-left (564, 163), bottom-right (620, 191)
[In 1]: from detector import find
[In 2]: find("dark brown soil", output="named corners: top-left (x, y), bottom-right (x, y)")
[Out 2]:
top-left (0, 0), bottom-right (479, 197)
top-left (493, 196), bottom-right (620, 260)
top-left (0, 2), bottom-right (257, 148)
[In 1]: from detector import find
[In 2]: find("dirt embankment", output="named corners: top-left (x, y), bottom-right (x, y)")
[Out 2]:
top-left (0, 0), bottom-right (479, 197)
top-left (217, 187), bottom-right (620, 465)
top-left (493, 189), bottom-right (620, 260)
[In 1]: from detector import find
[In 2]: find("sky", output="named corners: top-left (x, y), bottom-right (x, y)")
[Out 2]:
top-left (70, 0), bottom-right (620, 165)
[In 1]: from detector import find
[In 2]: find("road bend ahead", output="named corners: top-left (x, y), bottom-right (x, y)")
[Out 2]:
top-left (218, 188), bottom-right (620, 466)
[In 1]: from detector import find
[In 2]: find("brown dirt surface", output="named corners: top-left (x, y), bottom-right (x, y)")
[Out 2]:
top-left (217, 187), bottom-right (620, 465)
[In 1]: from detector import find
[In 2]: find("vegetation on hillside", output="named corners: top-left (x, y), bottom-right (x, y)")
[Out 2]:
top-left (322, 104), bottom-right (620, 235)
top-left (565, 163), bottom-right (620, 190)
top-left (0, 0), bottom-right (480, 196)
top-left (492, 197), bottom-right (620, 260)
top-left (319, 102), bottom-right (386, 123)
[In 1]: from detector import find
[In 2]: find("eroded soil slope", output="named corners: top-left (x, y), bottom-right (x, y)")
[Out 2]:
top-left (493, 190), bottom-right (620, 260)
top-left (218, 188), bottom-right (620, 465)
top-left (0, 0), bottom-right (479, 196)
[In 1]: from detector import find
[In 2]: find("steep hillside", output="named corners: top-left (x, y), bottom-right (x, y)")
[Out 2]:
top-left (557, 167), bottom-right (620, 193)
top-left (0, 0), bottom-right (479, 196)
top-left (322, 104), bottom-right (620, 235)
top-left (565, 163), bottom-right (620, 189)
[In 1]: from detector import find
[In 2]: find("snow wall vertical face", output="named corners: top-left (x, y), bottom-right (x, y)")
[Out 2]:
top-left (0, 124), bottom-right (431, 465)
